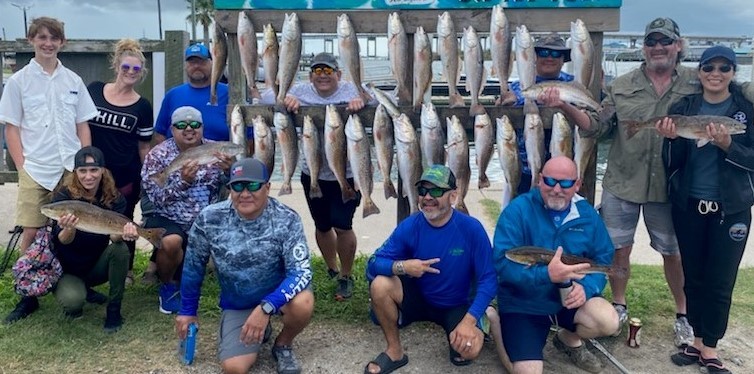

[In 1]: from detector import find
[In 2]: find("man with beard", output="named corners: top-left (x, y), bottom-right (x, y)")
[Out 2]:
top-left (577, 17), bottom-right (698, 347)
top-left (260, 52), bottom-right (376, 301)
top-left (364, 165), bottom-right (496, 373)
top-left (492, 156), bottom-right (618, 374)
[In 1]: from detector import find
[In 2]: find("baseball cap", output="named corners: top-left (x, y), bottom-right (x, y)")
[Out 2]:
top-left (534, 33), bottom-right (571, 62)
top-left (415, 164), bottom-right (457, 190)
top-left (311, 52), bottom-right (338, 70)
top-left (185, 43), bottom-right (211, 60)
top-left (74, 146), bottom-right (106, 168)
top-left (644, 17), bottom-right (680, 39)
top-left (699, 45), bottom-right (737, 67)
top-left (229, 158), bottom-right (270, 184)
top-left (171, 106), bottom-right (203, 125)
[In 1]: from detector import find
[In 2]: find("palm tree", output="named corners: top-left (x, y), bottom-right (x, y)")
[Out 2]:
top-left (185, 0), bottom-right (214, 45)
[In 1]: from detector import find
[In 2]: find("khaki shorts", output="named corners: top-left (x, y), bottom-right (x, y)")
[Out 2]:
top-left (16, 168), bottom-right (67, 227)
top-left (600, 189), bottom-right (679, 255)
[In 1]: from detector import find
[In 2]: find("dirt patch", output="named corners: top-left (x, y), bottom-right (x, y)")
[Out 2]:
top-left (134, 320), bottom-right (752, 374)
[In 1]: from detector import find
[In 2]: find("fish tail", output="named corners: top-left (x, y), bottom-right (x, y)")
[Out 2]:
top-left (449, 93), bottom-right (465, 108)
top-left (278, 181), bottom-right (292, 196)
top-left (384, 179), bottom-right (398, 200)
top-left (478, 173), bottom-right (490, 189)
top-left (140, 227), bottom-right (166, 249)
top-left (621, 120), bottom-right (643, 139)
top-left (397, 86), bottom-right (412, 106)
top-left (341, 185), bottom-right (357, 203)
top-left (469, 103), bottom-right (486, 116)
top-left (362, 199), bottom-right (381, 218)
top-left (309, 182), bottom-right (324, 199)
top-left (455, 199), bottom-right (469, 215)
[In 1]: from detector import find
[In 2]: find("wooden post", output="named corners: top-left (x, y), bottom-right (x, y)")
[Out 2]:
top-left (164, 30), bottom-right (189, 90)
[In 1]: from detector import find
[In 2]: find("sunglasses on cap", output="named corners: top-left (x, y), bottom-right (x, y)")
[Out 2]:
top-left (172, 121), bottom-right (202, 130)
top-left (644, 37), bottom-right (675, 47)
top-left (312, 66), bottom-right (335, 76)
top-left (120, 63), bottom-right (142, 73)
top-left (230, 181), bottom-right (264, 193)
top-left (536, 49), bottom-right (564, 59)
top-left (417, 185), bottom-right (451, 198)
top-left (542, 176), bottom-right (576, 189)
top-left (700, 64), bottom-right (733, 73)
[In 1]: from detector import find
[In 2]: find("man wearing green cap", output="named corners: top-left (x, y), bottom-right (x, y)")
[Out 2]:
top-left (364, 164), bottom-right (496, 373)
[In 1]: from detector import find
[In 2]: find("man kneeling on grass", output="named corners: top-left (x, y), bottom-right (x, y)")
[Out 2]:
top-left (364, 165), bottom-right (497, 374)
top-left (175, 158), bottom-right (313, 374)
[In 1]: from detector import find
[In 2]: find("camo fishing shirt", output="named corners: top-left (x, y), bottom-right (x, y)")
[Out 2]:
top-left (179, 198), bottom-right (312, 315)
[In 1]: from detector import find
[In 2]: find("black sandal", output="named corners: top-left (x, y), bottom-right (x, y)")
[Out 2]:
top-left (670, 345), bottom-right (701, 366)
top-left (364, 352), bottom-right (408, 374)
top-left (449, 347), bottom-right (472, 367)
top-left (700, 357), bottom-right (732, 374)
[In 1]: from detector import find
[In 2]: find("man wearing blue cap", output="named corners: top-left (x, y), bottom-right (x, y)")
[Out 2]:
top-left (365, 164), bottom-right (496, 373)
top-left (177, 158), bottom-right (313, 374)
top-left (153, 44), bottom-right (249, 144)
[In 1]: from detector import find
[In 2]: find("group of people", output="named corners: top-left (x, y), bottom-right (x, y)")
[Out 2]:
top-left (1, 14), bottom-right (752, 374)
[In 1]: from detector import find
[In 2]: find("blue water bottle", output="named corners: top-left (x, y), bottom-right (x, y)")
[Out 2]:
top-left (178, 322), bottom-right (198, 365)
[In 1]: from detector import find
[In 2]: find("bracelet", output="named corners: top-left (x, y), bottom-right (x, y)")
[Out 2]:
top-left (395, 261), bottom-right (405, 276)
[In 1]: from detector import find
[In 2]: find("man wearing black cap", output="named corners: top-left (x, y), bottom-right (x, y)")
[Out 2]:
top-left (365, 165), bottom-right (496, 373)
top-left (261, 52), bottom-right (377, 301)
top-left (177, 158), bottom-right (313, 374)
top-left (502, 33), bottom-right (595, 194)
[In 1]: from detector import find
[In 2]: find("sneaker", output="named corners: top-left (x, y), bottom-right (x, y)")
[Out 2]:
top-left (674, 316), bottom-right (694, 348)
top-left (104, 303), bottom-right (123, 333)
top-left (552, 333), bottom-right (604, 374)
top-left (272, 345), bottom-right (302, 374)
top-left (334, 275), bottom-right (354, 301)
top-left (327, 268), bottom-right (339, 279)
top-left (86, 288), bottom-right (108, 305)
top-left (158, 283), bottom-right (181, 314)
top-left (3, 296), bottom-right (39, 324)
top-left (611, 303), bottom-right (628, 336)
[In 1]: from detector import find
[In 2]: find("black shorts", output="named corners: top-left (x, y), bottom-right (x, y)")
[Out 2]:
top-left (301, 173), bottom-right (361, 232)
top-left (370, 276), bottom-right (470, 336)
top-left (143, 214), bottom-right (189, 250)
top-left (499, 308), bottom-right (578, 362)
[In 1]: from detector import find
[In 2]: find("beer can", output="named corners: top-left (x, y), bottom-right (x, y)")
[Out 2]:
top-left (626, 317), bottom-right (642, 348)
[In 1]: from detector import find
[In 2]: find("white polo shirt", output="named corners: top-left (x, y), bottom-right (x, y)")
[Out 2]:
top-left (0, 59), bottom-right (98, 190)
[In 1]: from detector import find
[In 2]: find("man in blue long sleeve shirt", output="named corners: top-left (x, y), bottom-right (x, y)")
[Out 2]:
top-left (175, 158), bottom-right (313, 374)
top-left (365, 165), bottom-right (496, 374)
top-left (493, 156), bottom-right (619, 374)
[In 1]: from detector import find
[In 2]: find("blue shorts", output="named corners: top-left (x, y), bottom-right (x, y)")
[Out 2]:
top-left (499, 308), bottom-right (578, 362)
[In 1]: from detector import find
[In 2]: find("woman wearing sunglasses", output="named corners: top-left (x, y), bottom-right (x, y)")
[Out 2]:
top-left (86, 38), bottom-right (153, 285)
top-left (658, 45), bottom-right (754, 374)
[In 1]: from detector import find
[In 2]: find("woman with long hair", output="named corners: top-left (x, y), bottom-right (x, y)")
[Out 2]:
top-left (87, 38), bottom-right (153, 284)
top-left (659, 46), bottom-right (754, 374)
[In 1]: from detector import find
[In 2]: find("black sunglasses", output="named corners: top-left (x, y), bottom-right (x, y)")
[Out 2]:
top-left (230, 181), bottom-right (264, 193)
top-left (536, 49), bottom-right (564, 59)
top-left (542, 177), bottom-right (576, 189)
top-left (644, 37), bottom-right (675, 47)
top-left (700, 64), bottom-right (733, 73)
top-left (417, 186), bottom-right (450, 198)
top-left (173, 121), bottom-right (202, 130)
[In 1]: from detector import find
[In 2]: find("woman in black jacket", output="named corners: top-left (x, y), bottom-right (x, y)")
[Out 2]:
top-left (658, 46), bottom-right (754, 374)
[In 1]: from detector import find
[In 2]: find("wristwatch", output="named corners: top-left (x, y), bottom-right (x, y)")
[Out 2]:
top-left (260, 300), bottom-right (275, 315)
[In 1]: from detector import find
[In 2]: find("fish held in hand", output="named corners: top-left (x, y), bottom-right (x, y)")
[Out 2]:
top-left (41, 200), bottom-right (165, 248)
top-left (506, 246), bottom-right (619, 276)
top-left (151, 142), bottom-right (244, 187)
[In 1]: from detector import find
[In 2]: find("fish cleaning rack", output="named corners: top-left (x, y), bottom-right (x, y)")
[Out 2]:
top-left (212, 3), bottom-right (620, 208)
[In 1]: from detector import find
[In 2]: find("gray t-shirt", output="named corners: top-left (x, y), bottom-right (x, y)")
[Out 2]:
top-left (689, 96), bottom-right (733, 201)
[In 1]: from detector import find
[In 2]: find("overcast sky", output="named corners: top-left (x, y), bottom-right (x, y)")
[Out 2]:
top-left (0, 0), bottom-right (752, 41)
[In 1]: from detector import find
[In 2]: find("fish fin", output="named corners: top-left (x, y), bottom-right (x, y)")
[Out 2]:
top-left (455, 199), bottom-right (469, 215)
top-left (384, 180), bottom-right (398, 200)
top-left (362, 199), bottom-right (381, 218)
top-left (151, 172), bottom-right (167, 188)
top-left (697, 138), bottom-right (711, 147)
top-left (621, 120), bottom-right (643, 139)
top-left (139, 227), bottom-right (166, 249)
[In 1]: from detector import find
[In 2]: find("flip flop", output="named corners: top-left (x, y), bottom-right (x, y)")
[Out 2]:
top-left (364, 352), bottom-right (408, 374)
top-left (449, 347), bottom-right (472, 367)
